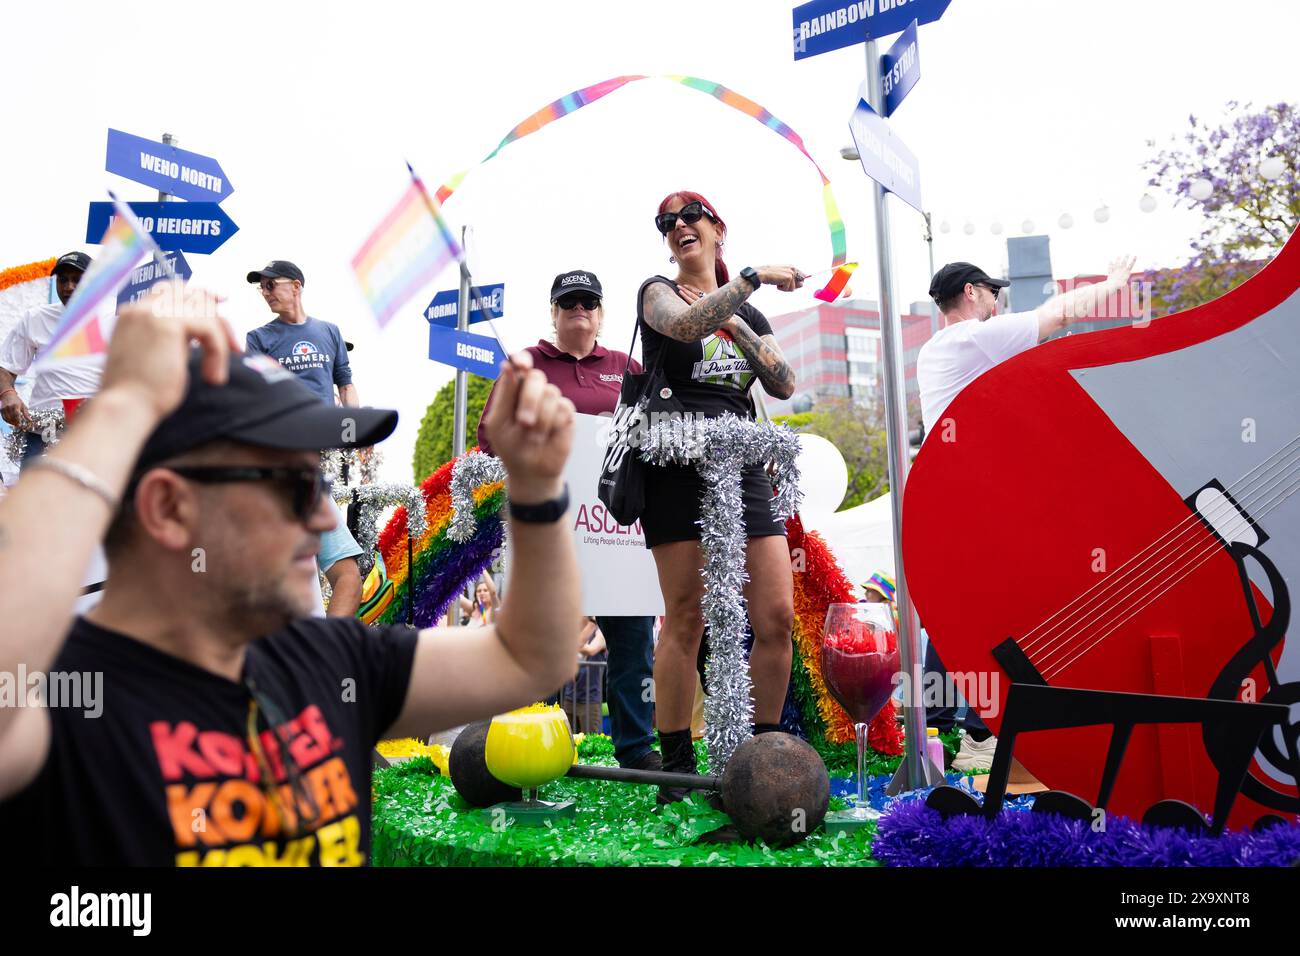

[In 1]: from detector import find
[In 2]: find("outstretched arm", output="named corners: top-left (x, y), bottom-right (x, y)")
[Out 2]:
top-left (1036, 255), bottom-right (1137, 341)
top-left (640, 266), bottom-right (804, 343)
top-left (385, 352), bottom-right (581, 736)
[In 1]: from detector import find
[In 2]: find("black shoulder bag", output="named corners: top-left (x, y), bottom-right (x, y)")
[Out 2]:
top-left (597, 315), bottom-right (685, 525)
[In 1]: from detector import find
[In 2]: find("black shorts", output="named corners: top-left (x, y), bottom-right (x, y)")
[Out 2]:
top-left (640, 461), bottom-right (787, 549)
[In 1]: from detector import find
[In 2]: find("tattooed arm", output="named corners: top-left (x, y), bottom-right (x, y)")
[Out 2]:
top-left (640, 266), bottom-right (804, 343)
top-left (724, 317), bottom-right (796, 400)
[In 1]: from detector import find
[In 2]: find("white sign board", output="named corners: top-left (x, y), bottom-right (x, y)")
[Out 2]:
top-left (506, 413), bottom-right (665, 617)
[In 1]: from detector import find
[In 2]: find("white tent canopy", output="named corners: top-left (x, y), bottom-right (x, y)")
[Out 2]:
top-left (801, 492), bottom-right (896, 597)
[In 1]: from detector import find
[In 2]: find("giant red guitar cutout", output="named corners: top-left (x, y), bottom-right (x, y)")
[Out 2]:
top-left (903, 228), bottom-right (1300, 829)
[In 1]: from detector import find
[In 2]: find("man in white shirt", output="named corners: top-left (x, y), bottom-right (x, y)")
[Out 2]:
top-left (915, 255), bottom-right (1136, 770)
top-left (0, 252), bottom-right (100, 469)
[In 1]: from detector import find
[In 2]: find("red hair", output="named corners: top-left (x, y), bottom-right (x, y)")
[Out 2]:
top-left (657, 190), bottom-right (729, 287)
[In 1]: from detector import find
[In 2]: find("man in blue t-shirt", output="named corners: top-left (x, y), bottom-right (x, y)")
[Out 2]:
top-left (246, 259), bottom-right (362, 615)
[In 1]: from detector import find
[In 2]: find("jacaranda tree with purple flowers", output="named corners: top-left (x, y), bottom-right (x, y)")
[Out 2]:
top-left (1143, 102), bottom-right (1298, 314)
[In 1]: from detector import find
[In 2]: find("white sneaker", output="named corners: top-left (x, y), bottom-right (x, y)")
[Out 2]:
top-left (951, 733), bottom-right (997, 773)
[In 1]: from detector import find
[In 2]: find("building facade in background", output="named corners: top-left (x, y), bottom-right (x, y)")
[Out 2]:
top-left (765, 298), bottom-right (936, 418)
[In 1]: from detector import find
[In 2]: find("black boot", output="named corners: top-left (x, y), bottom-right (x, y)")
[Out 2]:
top-left (655, 729), bottom-right (697, 805)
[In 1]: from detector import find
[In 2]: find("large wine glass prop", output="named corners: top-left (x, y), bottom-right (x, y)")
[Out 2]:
top-left (821, 602), bottom-right (900, 824)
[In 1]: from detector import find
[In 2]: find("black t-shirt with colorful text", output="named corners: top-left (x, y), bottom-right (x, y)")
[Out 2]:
top-left (0, 616), bottom-right (417, 866)
top-left (636, 276), bottom-right (773, 419)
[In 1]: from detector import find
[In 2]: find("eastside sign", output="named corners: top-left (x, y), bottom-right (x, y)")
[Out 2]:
top-left (792, 0), bottom-right (950, 60)
top-left (427, 325), bottom-right (503, 378)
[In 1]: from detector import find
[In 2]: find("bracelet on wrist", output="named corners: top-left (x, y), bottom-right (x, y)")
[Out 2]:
top-left (28, 458), bottom-right (118, 510)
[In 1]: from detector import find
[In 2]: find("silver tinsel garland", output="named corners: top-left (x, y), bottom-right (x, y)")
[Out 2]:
top-left (321, 446), bottom-right (383, 491)
top-left (448, 451), bottom-right (506, 543)
top-left (330, 481), bottom-right (427, 575)
top-left (4, 408), bottom-right (66, 465)
top-left (640, 414), bottom-right (802, 773)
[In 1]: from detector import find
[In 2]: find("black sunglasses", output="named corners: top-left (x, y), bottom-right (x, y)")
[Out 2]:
top-left (654, 200), bottom-right (715, 236)
top-left (555, 294), bottom-right (600, 311)
top-left (167, 466), bottom-right (331, 522)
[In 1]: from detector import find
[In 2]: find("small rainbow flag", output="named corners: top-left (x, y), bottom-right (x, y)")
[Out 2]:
top-left (352, 165), bottom-right (462, 328)
top-left (813, 262), bottom-right (857, 302)
top-left (34, 198), bottom-right (153, 371)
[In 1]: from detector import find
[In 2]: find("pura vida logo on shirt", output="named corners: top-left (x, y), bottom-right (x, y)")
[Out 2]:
top-left (50, 886), bottom-right (151, 936)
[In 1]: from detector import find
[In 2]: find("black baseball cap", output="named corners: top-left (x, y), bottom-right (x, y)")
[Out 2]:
top-left (928, 262), bottom-right (1010, 303)
top-left (550, 270), bottom-right (603, 301)
top-left (52, 251), bottom-right (92, 276)
top-left (134, 350), bottom-right (397, 472)
top-left (246, 260), bottom-right (305, 286)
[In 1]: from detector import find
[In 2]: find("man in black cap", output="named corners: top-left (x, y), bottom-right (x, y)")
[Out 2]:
top-left (0, 282), bottom-right (580, 865)
top-left (0, 252), bottom-right (96, 469)
top-left (245, 260), bottom-right (358, 409)
top-left (914, 254), bottom-right (1135, 771)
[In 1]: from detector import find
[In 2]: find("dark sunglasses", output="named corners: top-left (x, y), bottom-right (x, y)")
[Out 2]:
top-left (555, 294), bottom-right (600, 311)
top-left (167, 466), bottom-right (331, 522)
top-left (654, 200), bottom-right (716, 236)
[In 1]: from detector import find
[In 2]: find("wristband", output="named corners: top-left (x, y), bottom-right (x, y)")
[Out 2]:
top-left (739, 266), bottom-right (761, 292)
top-left (0, 388), bottom-right (17, 400)
top-left (508, 483), bottom-right (569, 523)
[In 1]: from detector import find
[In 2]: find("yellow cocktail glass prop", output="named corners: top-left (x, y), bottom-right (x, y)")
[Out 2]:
top-left (484, 704), bottom-right (575, 810)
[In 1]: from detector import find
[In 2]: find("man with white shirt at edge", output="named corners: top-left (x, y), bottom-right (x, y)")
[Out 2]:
top-left (0, 252), bottom-right (98, 470)
top-left (915, 255), bottom-right (1136, 771)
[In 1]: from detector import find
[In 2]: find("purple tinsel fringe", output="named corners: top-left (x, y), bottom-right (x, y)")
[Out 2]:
top-left (409, 518), bottom-right (503, 628)
top-left (873, 799), bottom-right (1300, 867)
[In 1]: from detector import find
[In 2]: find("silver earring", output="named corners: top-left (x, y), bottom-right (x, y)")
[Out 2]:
top-left (668, 256), bottom-right (676, 264)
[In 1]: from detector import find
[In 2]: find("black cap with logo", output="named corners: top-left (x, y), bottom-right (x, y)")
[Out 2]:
top-left (133, 350), bottom-right (397, 473)
top-left (928, 262), bottom-right (1010, 303)
top-left (549, 270), bottom-right (603, 301)
top-left (52, 252), bottom-right (93, 276)
top-left (246, 260), bottom-right (306, 287)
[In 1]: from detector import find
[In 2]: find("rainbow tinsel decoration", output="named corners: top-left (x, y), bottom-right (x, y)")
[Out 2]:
top-left (372, 450), bottom-right (505, 628)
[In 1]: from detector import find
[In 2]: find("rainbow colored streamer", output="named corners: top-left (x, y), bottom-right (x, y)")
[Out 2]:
top-left (36, 203), bottom-right (151, 370)
top-left (814, 262), bottom-right (857, 302)
top-left (352, 167), bottom-right (463, 328)
top-left (433, 75), bottom-right (847, 270)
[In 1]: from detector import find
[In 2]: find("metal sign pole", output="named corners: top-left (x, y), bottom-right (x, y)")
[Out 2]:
top-left (452, 225), bottom-right (471, 460)
top-left (860, 38), bottom-right (943, 793)
top-left (157, 133), bottom-right (175, 202)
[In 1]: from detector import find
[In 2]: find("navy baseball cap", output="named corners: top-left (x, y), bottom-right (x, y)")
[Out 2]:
top-left (52, 251), bottom-right (92, 276)
top-left (134, 350), bottom-right (396, 472)
top-left (928, 262), bottom-right (1009, 303)
top-left (246, 260), bottom-right (305, 286)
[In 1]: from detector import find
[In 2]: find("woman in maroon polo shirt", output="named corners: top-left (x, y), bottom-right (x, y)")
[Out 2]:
top-left (475, 271), bottom-right (661, 773)
top-left (637, 191), bottom-right (804, 802)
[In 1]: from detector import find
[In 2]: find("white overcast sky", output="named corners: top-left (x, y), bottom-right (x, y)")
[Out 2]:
top-left (2, 0), bottom-right (1295, 480)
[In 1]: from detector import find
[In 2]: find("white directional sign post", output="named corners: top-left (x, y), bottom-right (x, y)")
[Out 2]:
top-left (794, 0), bottom-right (953, 794)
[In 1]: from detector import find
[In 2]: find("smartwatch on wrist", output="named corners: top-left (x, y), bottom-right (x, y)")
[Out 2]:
top-left (508, 483), bottom-right (570, 523)
top-left (739, 266), bottom-right (761, 292)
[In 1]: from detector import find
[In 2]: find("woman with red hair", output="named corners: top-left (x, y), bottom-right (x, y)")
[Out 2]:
top-left (637, 190), bottom-right (804, 802)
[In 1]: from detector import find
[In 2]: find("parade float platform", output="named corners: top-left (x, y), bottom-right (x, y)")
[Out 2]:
top-left (370, 735), bottom-right (1300, 867)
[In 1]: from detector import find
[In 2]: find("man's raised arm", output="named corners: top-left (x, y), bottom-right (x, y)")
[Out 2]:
top-left (1035, 254), bottom-right (1137, 341)
top-left (386, 353), bottom-right (581, 737)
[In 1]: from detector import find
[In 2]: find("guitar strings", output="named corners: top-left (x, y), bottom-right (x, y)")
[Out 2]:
top-left (1041, 473), bottom-right (1300, 682)
top-left (1038, 463), bottom-right (1300, 681)
top-left (1016, 433), bottom-right (1299, 660)
top-left (1030, 449), bottom-right (1298, 675)
top-left (1031, 448), bottom-right (1299, 675)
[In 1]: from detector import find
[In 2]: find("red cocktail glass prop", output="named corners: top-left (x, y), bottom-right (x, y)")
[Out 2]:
top-left (821, 602), bottom-right (900, 819)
